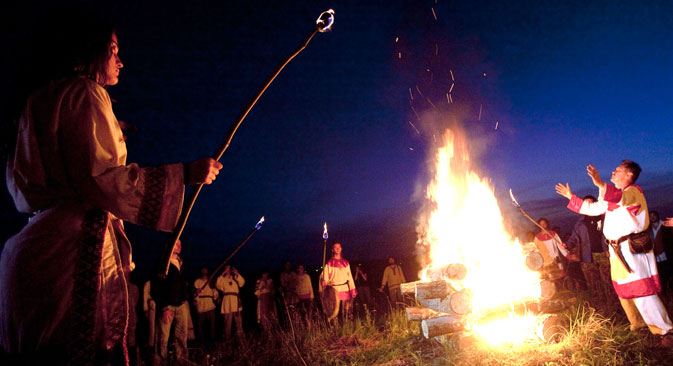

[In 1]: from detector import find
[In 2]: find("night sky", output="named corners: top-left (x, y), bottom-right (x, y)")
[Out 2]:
top-left (2, 0), bottom-right (672, 279)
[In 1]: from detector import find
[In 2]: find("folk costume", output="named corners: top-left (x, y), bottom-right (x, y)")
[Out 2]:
top-left (294, 272), bottom-right (314, 319)
top-left (295, 273), bottom-right (314, 301)
top-left (381, 264), bottom-right (406, 306)
top-left (567, 184), bottom-right (673, 335)
top-left (216, 273), bottom-right (245, 338)
top-left (0, 77), bottom-right (184, 364)
top-left (534, 231), bottom-right (568, 269)
top-left (193, 277), bottom-right (218, 347)
top-left (320, 257), bottom-right (357, 320)
top-left (320, 258), bottom-right (357, 301)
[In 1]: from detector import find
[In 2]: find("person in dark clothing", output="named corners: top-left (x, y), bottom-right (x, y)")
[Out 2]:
top-left (649, 210), bottom-right (673, 292)
top-left (151, 240), bottom-right (191, 366)
top-left (564, 195), bottom-right (613, 303)
top-left (354, 263), bottom-right (373, 314)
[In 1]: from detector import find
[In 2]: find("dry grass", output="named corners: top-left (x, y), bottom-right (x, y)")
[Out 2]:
top-left (199, 296), bottom-right (673, 366)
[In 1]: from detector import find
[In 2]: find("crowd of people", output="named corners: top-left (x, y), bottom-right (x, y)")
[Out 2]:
top-left (131, 242), bottom-right (407, 365)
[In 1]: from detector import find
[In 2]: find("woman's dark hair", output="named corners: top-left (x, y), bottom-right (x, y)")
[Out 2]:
top-left (2, 6), bottom-right (115, 158)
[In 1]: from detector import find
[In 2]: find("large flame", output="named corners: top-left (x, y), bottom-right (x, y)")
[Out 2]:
top-left (417, 129), bottom-right (542, 345)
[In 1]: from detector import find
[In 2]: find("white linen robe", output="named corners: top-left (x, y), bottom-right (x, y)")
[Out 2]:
top-left (0, 77), bottom-right (184, 363)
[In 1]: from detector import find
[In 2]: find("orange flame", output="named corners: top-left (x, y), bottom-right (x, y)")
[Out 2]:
top-left (417, 129), bottom-right (542, 345)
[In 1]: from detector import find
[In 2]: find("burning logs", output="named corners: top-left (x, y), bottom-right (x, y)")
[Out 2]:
top-left (411, 280), bottom-right (473, 316)
top-left (425, 263), bottom-right (467, 281)
top-left (540, 279), bottom-right (557, 299)
top-left (525, 251), bottom-right (544, 271)
top-left (421, 315), bottom-right (465, 339)
top-left (401, 274), bottom-right (474, 339)
top-left (400, 280), bottom-right (421, 296)
top-left (405, 306), bottom-right (440, 321)
top-left (536, 313), bottom-right (569, 343)
top-left (415, 280), bottom-right (456, 300)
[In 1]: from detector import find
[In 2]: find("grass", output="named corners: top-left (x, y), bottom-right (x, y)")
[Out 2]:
top-left (191, 296), bottom-right (673, 366)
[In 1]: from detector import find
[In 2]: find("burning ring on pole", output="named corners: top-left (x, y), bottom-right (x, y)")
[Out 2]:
top-left (317, 9), bottom-right (335, 32)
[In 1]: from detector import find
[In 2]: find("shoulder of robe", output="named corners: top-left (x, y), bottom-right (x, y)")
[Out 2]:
top-left (60, 77), bottom-right (111, 110)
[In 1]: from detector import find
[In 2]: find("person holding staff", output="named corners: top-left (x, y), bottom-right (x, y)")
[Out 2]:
top-left (0, 10), bottom-right (222, 364)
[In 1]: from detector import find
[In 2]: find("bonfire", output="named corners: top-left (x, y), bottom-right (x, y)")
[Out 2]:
top-left (405, 127), bottom-right (573, 348)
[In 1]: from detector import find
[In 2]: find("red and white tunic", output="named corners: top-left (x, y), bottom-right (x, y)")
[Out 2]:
top-left (567, 184), bottom-right (657, 298)
top-left (320, 258), bottom-right (357, 300)
top-left (534, 231), bottom-right (568, 270)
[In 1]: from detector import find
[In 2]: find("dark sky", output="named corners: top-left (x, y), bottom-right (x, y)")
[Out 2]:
top-left (2, 0), bottom-right (672, 278)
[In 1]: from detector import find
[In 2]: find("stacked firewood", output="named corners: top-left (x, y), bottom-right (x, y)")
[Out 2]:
top-left (402, 261), bottom-right (574, 344)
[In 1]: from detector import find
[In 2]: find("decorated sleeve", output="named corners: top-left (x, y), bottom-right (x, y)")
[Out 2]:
top-left (569, 193), bottom-right (608, 217)
top-left (60, 80), bottom-right (184, 231)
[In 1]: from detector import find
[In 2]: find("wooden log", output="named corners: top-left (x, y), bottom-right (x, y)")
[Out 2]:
top-left (473, 299), bottom-right (541, 323)
top-left (536, 313), bottom-right (569, 343)
top-left (437, 289), bottom-right (473, 315)
top-left (427, 263), bottom-right (467, 281)
top-left (421, 315), bottom-right (465, 339)
top-left (540, 279), bottom-right (557, 299)
top-left (418, 298), bottom-right (440, 310)
top-left (400, 280), bottom-right (421, 295)
top-left (525, 251), bottom-right (544, 271)
top-left (405, 306), bottom-right (441, 321)
top-left (415, 280), bottom-right (455, 300)
top-left (445, 263), bottom-right (467, 280)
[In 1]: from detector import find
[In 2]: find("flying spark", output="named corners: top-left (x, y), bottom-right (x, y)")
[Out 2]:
top-left (408, 120), bottom-right (421, 135)
top-left (449, 82), bottom-right (454, 93)
top-left (450, 69), bottom-right (454, 81)
top-left (409, 88), bottom-right (414, 100)
top-left (431, 7), bottom-right (438, 20)
top-left (495, 121), bottom-right (499, 130)
top-left (478, 104), bottom-right (482, 121)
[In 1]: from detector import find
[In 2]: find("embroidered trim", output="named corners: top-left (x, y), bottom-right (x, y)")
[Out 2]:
top-left (69, 209), bottom-right (107, 365)
top-left (138, 167), bottom-right (166, 228)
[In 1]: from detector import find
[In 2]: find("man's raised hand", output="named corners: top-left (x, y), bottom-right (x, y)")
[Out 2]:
top-left (555, 182), bottom-right (573, 199)
top-left (586, 164), bottom-right (605, 189)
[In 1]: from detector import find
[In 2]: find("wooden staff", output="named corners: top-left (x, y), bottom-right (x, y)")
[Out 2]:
top-left (159, 10), bottom-right (336, 276)
top-left (197, 216), bottom-right (265, 292)
top-left (509, 189), bottom-right (563, 248)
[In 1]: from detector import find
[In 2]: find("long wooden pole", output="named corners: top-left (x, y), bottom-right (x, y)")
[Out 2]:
top-left (159, 10), bottom-right (335, 276)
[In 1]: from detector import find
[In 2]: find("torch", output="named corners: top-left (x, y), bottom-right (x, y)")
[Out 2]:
top-left (198, 216), bottom-right (265, 292)
top-left (159, 9), bottom-right (336, 276)
top-left (322, 222), bottom-right (328, 268)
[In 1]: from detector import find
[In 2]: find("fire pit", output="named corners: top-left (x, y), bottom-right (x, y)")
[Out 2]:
top-left (408, 128), bottom-right (574, 347)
